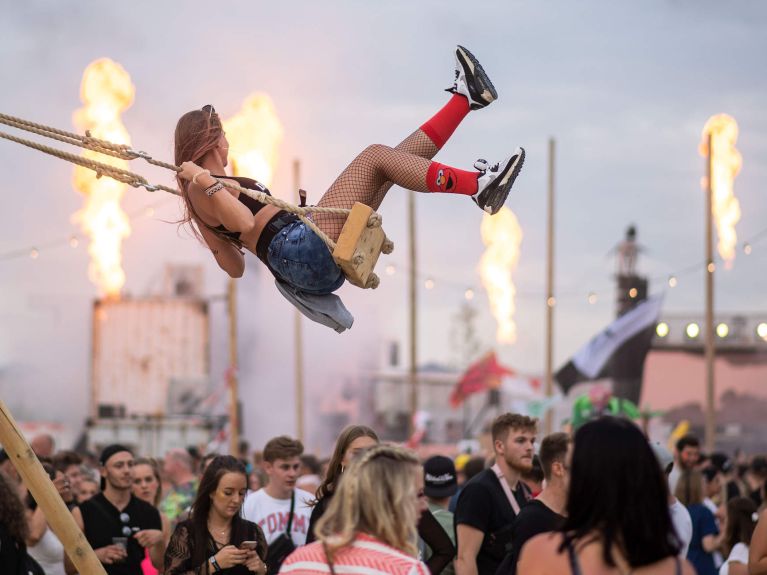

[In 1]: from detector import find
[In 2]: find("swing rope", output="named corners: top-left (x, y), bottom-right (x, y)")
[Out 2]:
top-left (0, 112), bottom-right (385, 256)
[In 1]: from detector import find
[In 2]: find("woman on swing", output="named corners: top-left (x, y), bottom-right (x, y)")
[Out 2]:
top-left (175, 46), bottom-right (524, 293)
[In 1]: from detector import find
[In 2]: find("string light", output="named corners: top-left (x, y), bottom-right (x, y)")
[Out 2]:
top-left (707, 262), bottom-right (716, 273)
top-left (69, 236), bottom-right (79, 248)
top-left (629, 288), bottom-right (638, 299)
top-left (743, 242), bottom-right (752, 255)
top-left (464, 288), bottom-right (475, 301)
top-left (385, 264), bottom-right (396, 276)
top-left (424, 278), bottom-right (435, 290)
top-left (668, 276), bottom-right (678, 288)
top-left (29, 248), bottom-right (39, 259)
top-left (587, 292), bottom-right (597, 304)
top-left (547, 296), bottom-right (556, 308)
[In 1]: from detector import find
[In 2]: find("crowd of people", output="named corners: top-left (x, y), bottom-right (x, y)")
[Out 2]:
top-left (1, 417), bottom-right (767, 575)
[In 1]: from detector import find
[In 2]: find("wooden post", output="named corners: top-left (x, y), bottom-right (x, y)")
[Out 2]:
top-left (227, 278), bottom-right (240, 456)
top-left (293, 159), bottom-right (305, 442)
top-left (408, 191), bottom-right (418, 436)
top-left (0, 399), bottom-right (107, 575)
top-left (704, 132), bottom-right (716, 452)
top-left (545, 138), bottom-right (556, 435)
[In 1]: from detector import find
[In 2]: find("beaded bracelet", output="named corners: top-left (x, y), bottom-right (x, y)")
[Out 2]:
top-left (205, 182), bottom-right (225, 197)
top-left (192, 169), bottom-right (210, 185)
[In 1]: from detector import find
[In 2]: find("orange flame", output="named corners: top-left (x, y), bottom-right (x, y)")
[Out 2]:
top-left (71, 58), bottom-right (134, 298)
top-left (222, 93), bottom-right (283, 187)
top-left (479, 208), bottom-right (523, 344)
top-left (700, 114), bottom-right (742, 263)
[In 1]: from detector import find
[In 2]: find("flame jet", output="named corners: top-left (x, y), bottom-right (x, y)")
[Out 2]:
top-left (72, 58), bottom-right (134, 298)
top-left (700, 114), bottom-right (742, 263)
top-left (479, 207), bottom-right (523, 344)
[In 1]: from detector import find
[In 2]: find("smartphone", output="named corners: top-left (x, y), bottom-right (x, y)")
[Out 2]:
top-left (240, 541), bottom-right (258, 550)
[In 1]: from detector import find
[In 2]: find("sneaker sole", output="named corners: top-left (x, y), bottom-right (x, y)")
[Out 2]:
top-left (457, 45), bottom-right (498, 108)
top-left (482, 148), bottom-right (525, 215)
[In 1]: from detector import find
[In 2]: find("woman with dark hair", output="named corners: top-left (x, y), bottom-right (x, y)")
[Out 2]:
top-left (164, 456), bottom-right (267, 575)
top-left (0, 469), bottom-right (37, 574)
top-left (172, 47), bottom-right (523, 305)
top-left (518, 417), bottom-right (695, 575)
top-left (719, 496), bottom-right (757, 575)
top-left (306, 425), bottom-right (455, 574)
top-left (133, 458), bottom-right (172, 575)
top-left (676, 469), bottom-right (724, 575)
top-left (26, 462), bottom-right (70, 575)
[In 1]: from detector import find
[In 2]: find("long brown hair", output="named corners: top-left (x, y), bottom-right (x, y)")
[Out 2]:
top-left (723, 496), bottom-right (757, 555)
top-left (675, 469), bottom-right (704, 506)
top-left (173, 108), bottom-right (230, 245)
top-left (315, 425), bottom-right (379, 503)
top-left (0, 469), bottom-right (29, 543)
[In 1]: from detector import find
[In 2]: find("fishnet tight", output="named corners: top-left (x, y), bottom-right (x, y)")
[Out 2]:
top-left (314, 129), bottom-right (439, 241)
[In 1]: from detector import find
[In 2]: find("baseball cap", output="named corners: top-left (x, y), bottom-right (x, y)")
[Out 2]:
top-left (424, 456), bottom-right (458, 498)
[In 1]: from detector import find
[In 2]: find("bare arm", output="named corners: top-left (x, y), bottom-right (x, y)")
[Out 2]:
top-left (199, 224), bottom-right (245, 278)
top-left (701, 531), bottom-right (724, 553)
top-left (26, 507), bottom-right (48, 546)
top-left (750, 510), bottom-right (767, 575)
top-left (454, 524), bottom-right (483, 575)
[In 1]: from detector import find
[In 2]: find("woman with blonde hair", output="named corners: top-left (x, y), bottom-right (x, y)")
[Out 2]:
top-left (281, 444), bottom-right (429, 575)
top-left (132, 458), bottom-right (172, 575)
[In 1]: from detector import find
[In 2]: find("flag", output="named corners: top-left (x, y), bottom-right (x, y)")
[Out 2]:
top-left (555, 295), bottom-right (663, 401)
top-left (450, 351), bottom-right (515, 407)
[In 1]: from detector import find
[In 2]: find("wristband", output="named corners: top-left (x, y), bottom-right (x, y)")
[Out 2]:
top-left (192, 169), bottom-right (211, 185)
top-left (205, 182), bottom-right (225, 197)
top-left (209, 555), bottom-right (222, 572)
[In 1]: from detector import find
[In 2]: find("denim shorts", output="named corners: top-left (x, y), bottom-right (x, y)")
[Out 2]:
top-left (266, 220), bottom-right (345, 295)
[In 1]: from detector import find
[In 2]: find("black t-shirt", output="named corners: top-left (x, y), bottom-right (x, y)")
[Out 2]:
top-left (505, 499), bottom-right (564, 575)
top-left (454, 468), bottom-right (531, 575)
top-left (79, 492), bottom-right (162, 575)
top-left (0, 524), bottom-right (24, 575)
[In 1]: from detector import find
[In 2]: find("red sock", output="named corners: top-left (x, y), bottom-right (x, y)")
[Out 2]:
top-left (420, 94), bottom-right (470, 149)
top-left (426, 162), bottom-right (478, 195)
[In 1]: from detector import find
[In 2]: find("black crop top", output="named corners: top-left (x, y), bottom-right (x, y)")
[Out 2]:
top-left (209, 175), bottom-right (271, 242)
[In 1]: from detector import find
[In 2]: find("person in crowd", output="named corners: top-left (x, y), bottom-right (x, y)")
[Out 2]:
top-left (651, 441), bottom-right (693, 558)
top-left (249, 468), bottom-right (266, 493)
top-left (702, 466), bottom-right (724, 568)
top-left (676, 469), bottom-right (725, 575)
top-left (26, 462), bottom-right (69, 575)
top-left (747, 457), bottom-right (767, 508)
top-left (518, 455), bottom-right (544, 497)
top-left (422, 455), bottom-right (458, 575)
top-left (454, 413), bottom-right (537, 575)
top-left (201, 453), bottom-right (218, 476)
top-left (0, 447), bottom-right (22, 487)
top-left (30, 434), bottom-right (55, 459)
top-left (751, 507), bottom-right (767, 574)
top-left (296, 455), bottom-right (322, 496)
top-left (449, 456), bottom-right (485, 513)
top-left (79, 475), bottom-right (100, 502)
top-left (281, 444), bottom-right (430, 575)
top-left (0, 471), bottom-right (40, 574)
top-left (53, 450), bottom-right (86, 503)
top-left (306, 425), bottom-right (455, 574)
top-left (669, 434), bottom-right (701, 494)
top-left (132, 457), bottom-right (172, 575)
top-left (161, 448), bottom-right (200, 527)
top-left (164, 455), bottom-right (266, 575)
top-left (517, 417), bottom-right (694, 575)
top-left (709, 453), bottom-right (741, 502)
top-left (242, 436), bottom-right (314, 574)
top-left (719, 496), bottom-right (757, 575)
top-left (503, 432), bottom-right (571, 575)
top-left (67, 444), bottom-right (164, 575)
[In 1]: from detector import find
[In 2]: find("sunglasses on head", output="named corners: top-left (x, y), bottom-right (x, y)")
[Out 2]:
top-left (201, 104), bottom-right (216, 120)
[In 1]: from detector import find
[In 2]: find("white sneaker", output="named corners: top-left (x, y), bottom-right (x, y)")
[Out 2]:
top-left (472, 149), bottom-right (526, 215)
top-left (446, 45), bottom-right (498, 110)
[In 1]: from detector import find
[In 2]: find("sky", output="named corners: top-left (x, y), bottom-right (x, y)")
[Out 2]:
top-left (1, 1), bottom-right (766, 447)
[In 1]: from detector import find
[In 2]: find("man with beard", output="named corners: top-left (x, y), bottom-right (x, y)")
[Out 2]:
top-left (66, 445), bottom-right (163, 575)
top-left (455, 413), bottom-right (537, 575)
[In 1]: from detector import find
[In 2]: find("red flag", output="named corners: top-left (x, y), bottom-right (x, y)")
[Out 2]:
top-left (450, 352), bottom-right (515, 407)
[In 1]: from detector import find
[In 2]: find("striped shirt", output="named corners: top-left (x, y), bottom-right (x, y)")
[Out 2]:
top-left (280, 533), bottom-right (429, 575)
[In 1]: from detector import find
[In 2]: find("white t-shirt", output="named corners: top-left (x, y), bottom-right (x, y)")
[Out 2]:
top-left (242, 487), bottom-right (314, 546)
top-left (28, 528), bottom-right (66, 575)
top-left (669, 498), bottom-right (693, 558)
top-left (719, 542), bottom-right (749, 575)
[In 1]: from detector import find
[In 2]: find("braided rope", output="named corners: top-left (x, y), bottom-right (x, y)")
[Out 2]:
top-left (0, 113), bottom-right (370, 252)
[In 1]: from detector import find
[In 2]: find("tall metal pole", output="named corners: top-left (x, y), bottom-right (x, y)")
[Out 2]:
top-left (227, 278), bottom-right (240, 456)
top-left (293, 159), bottom-right (305, 442)
top-left (545, 138), bottom-right (556, 435)
top-left (408, 191), bottom-right (418, 436)
top-left (704, 132), bottom-right (716, 452)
